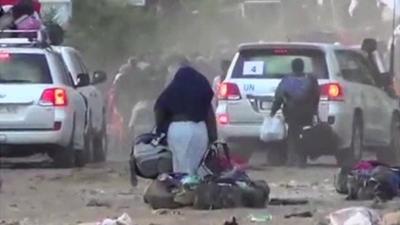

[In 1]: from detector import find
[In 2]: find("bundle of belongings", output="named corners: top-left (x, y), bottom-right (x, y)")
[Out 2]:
top-left (0, 0), bottom-right (42, 36)
top-left (334, 160), bottom-right (400, 201)
top-left (130, 133), bottom-right (270, 209)
top-left (0, 0), bottom-right (64, 45)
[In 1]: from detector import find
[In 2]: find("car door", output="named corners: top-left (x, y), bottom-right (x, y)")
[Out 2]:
top-left (73, 51), bottom-right (105, 133)
top-left (335, 50), bottom-right (383, 145)
top-left (62, 50), bottom-right (99, 133)
top-left (355, 54), bottom-right (393, 145)
top-left (54, 54), bottom-right (86, 149)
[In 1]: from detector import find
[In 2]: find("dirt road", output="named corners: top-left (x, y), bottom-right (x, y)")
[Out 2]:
top-left (0, 152), bottom-right (398, 225)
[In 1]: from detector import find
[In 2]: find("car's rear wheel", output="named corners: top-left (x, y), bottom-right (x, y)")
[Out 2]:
top-left (267, 142), bottom-right (287, 166)
top-left (93, 128), bottom-right (107, 163)
top-left (377, 115), bottom-right (400, 165)
top-left (53, 145), bottom-right (75, 168)
top-left (336, 116), bottom-right (363, 167)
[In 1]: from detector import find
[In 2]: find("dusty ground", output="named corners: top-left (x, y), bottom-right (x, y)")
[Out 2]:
top-left (0, 152), bottom-right (399, 225)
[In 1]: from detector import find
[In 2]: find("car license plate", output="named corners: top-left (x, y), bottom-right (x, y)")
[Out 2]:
top-left (260, 101), bottom-right (271, 110)
top-left (0, 106), bottom-right (17, 114)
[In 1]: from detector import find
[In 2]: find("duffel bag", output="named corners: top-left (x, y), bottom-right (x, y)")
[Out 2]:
top-left (131, 132), bottom-right (172, 179)
top-left (300, 121), bottom-right (338, 158)
top-left (143, 174), bottom-right (182, 209)
top-left (193, 179), bottom-right (242, 210)
top-left (240, 180), bottom-right (270, 208)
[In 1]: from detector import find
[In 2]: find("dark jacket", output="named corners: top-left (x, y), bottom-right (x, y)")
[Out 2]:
top-left (154, 66), bottom-right (217, 141)
top-left (271, 74), bottom-right (320, 125)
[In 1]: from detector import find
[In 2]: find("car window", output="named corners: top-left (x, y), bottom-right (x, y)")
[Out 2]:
top-left (68, 52), bottom-right (84, 74)
top-left (335, 50), bottom-right (376, 86)
top-left (0, 53), bottom-right (52, 84)
top-left (74, 52), bottom-right (89, 74)
top-left (232, 48), bottom-right (328, 79)
top-left (54, 53), bottom-right (74, 87)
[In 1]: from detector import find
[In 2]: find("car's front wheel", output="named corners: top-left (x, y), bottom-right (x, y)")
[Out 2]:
top-left (377, 114), bottom-right (400, 165)
top-left (93, 127), bottom-right (107, 163)
top-left (336, 116), bottom-right (363, 166)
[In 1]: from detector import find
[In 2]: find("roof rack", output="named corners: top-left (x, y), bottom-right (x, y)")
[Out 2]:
top-left (0, 29), bottom-right (50, 48)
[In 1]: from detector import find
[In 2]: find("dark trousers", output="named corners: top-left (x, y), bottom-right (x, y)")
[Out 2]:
top-left (287, 122), bottom-right (307, 167)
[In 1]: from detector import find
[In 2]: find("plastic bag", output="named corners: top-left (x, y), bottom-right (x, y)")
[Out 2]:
top-left (329, 207), bottom-right (382, 225)
top-left (260, 115), bottom-right (286, 143)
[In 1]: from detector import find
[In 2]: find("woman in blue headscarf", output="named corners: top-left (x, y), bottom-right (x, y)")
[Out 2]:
top-left (154, 62), bottom-right (217, 175)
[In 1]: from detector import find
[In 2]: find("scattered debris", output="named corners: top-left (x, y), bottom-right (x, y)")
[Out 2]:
top-left (224, 217), bottom-right (238, 225)
top-left (34, 174), bottom-right (46, 181)
top-left (48, 174), bottom-right (64, 181)
top-left (152, 209), bottom-right (182, 216)
top-left (82, 188), bottom-right (106, 195)
top-left (269, 198), bottom-right (309, 205)
top-left (281, 180), bottom-right (310, 188)
top-left (28, 186), bottom-right (37, 191)
top-left (79, 213), bottom-right (133, 225)
top-left (329, 207), bottom-right (381, 225)
top-left (0, 220), bottom-right (20, 225)
top-left (249, 213), bottom-right (272, 223)
top-left (100, 213), bottom-right (133, 225)
top-left (284, 211), bottom-right (313, 218)
top-left (118, 190), bottom-right (135, 196)
top-left (383, 211), bottom-right (400, 225)
top-left (86, 198), bottom-right (112, 208)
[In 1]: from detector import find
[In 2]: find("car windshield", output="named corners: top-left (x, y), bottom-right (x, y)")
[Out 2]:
top-left (0, 53), bottom-right (52, 84)
top-left (232, 48), bottom-right (328, 79)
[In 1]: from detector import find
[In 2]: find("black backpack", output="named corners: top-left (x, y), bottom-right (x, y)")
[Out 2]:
top-left (300, 121), bottom-right (338, 158)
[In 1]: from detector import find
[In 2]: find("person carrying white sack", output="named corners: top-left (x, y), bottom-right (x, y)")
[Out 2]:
top-left (270, 58), bottom-right (320, 167)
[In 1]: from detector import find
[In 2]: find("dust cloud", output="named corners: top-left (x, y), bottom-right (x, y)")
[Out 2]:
top-left (67, 0), bottom-right (394, 160)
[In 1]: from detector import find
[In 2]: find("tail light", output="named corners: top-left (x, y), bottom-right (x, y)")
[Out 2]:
top-left (217, 113), bottom-right (230, 125)
top-left (320, 83), bottom-right (344, 101)
top-left (218, 82), bottom-right (241, 100)
top-left (40, 88), bottom-right (68, 106)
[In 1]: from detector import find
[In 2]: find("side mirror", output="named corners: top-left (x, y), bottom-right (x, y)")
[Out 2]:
top-left (361, 38), bottom-right (377, 53)
top-left (76, 73), bottom-right (90, 87)
top-left (92, 71), bottom-right (107, 85)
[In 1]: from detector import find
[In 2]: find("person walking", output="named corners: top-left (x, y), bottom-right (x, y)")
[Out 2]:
top-left (154, 64), bottom-right (217, 175)
top-left (270, 58), bottom-right (320, 167)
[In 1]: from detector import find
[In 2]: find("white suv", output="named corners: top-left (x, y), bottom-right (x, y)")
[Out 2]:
top-left (216, 40), bottom-right (400, 166)
top-left (0, 38), bottom-right (89, 168)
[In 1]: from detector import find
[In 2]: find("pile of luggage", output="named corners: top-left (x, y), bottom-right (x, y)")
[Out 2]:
top-left (334, 160), bottom-right (400, 201)
top-left (129, 133), bottom-right (270, 210)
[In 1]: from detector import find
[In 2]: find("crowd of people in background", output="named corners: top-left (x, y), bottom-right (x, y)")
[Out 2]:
top-left (106, 49), bottom-right (231, 154)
